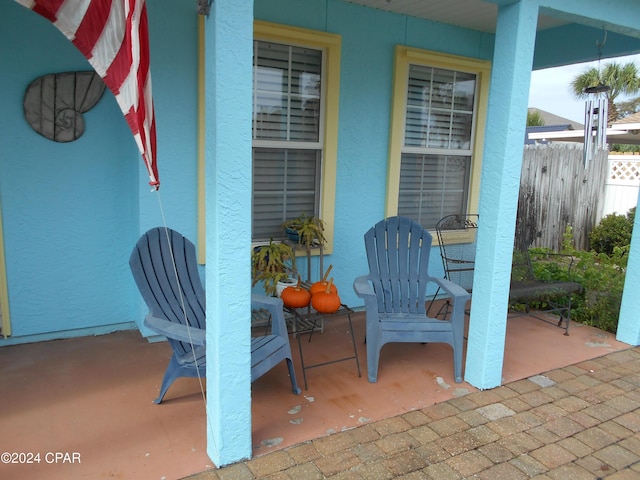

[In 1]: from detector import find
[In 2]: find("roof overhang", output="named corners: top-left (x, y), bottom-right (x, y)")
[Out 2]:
top-left (528, 128), bottom-right (640, 145)
top-left (343, 0), bottom-right (568, 33)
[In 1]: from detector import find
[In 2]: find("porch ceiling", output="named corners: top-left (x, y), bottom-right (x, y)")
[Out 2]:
top-left (344, 0), bottom-right (567, 34)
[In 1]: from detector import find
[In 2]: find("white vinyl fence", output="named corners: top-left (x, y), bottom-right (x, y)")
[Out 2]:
top-left (602, 154), bottom-right (640, 219)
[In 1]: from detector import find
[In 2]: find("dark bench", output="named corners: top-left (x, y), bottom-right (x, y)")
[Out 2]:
top-left (509, 250), bottom-right (584, 335)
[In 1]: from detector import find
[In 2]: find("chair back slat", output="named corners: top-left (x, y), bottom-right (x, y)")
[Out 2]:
top-left (364, 216), bottom-right (433, 314)
top-left (130, 227), bottom-right (206, 355)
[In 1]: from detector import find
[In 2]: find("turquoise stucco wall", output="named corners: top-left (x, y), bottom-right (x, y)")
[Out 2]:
top-left (1, 0), bottom-right (640, 468)
top-left (205, 1), bottom-right (254, 465)
top-left (1, 0), bottom-right (639, 344)
top-left (616, 187), bottom-right (640, 345)
top-left (0, 1), bottom-right (139, 342)
top-left (465, 0), bottom-right (539, 389)
top-left (252, 0), bottom-right (640, 307)
top-left (0, 0), bottom-right (198, 344)
top-left (254, 0), bottom-right (495, 304)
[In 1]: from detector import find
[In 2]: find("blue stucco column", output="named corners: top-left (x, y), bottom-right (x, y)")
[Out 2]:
top-left (616, 187), bottom-right (640, 345)
top-left (204, 0), bottom-right (254, 466)
top-left (465, 0), bottom-right (539, 389)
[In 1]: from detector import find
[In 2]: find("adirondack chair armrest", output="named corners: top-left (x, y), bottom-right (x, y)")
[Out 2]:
top-left (143, 314), bottom-right (206, 345)
top-left (432, 277), bottom-right (471, 302)
top-left (353, 275), bottom-right (381, 313)
top-left (353, 275), bottom-right (377, 300)
top-left (251, 294), bottom-right (289, 338)
top-left (353, 275), bottom-right (374, 297)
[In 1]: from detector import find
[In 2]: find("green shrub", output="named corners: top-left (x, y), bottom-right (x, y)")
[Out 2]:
top-left (589, 207), bottom-right (635, 255)
top-left (569, 247), bottom-right (627, 333)
top-left (527, 225), bottom-right (629, 333)
top-left (521, 221), bottom-right (632, 333)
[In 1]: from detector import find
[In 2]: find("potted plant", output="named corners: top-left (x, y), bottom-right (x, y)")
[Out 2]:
top-left (251, 239), bottom-right (297, 296)
top-left (282, 211), bottom-right (326, 251)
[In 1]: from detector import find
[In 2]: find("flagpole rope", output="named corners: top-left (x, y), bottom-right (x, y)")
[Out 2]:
top-left (154, 190), bottom-right (217, 454)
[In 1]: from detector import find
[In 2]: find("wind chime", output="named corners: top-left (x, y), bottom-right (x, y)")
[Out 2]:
top-left (583, 85), bottom-right (609, 169)
top-left (583, 30), bottom-right (610, 169)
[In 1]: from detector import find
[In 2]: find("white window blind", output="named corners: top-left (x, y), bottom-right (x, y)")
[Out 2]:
top-left (399, 64), bottom-right (476, 229)
top-left (399, 154), bottom-right (471, 229)
top-left (252, 40), bottom-right (323, 241)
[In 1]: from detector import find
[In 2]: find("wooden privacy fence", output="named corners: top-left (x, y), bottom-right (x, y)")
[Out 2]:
top-left (515, 144), bottom-right (608, 252)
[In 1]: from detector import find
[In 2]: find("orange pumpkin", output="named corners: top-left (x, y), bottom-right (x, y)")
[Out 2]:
top-left (310, 264), bottom-right (338, 296)
top-left (311, 278), bottom-right (341, 313)
top-left (281, 276), bottom-right (311, 309)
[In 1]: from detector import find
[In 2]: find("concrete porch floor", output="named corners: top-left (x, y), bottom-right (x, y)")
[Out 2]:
top-left (0, 310), bottom-right (630, 480)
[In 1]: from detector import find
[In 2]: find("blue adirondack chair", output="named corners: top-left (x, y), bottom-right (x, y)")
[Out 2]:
top-left (353, 216), bottom-right (471, 383)
top-left (129, 227), bottom-right (300, 404)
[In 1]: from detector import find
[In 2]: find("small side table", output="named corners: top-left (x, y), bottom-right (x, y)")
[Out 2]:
top-left (284, 304), bottom-right (361, 390)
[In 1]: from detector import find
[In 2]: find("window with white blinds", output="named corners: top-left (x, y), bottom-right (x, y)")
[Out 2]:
top-left (252, 40), bottom-right (324, 241)
top-left (398, 64), bottom-right (477, 229)
top-left (399, 153), bottom-right (471, 230)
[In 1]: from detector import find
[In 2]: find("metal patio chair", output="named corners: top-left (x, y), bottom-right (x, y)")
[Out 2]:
top-left (429, 213), bottom-right (479, 317)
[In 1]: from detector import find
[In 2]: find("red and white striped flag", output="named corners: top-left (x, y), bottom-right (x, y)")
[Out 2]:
top-left (16, 0), bottom-right (160, 189)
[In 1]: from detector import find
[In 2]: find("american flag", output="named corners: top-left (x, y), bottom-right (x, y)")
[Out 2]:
top-left (16, 0), bottom-right (160, 189)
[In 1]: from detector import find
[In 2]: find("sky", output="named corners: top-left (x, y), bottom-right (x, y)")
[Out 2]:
top-left (528, 53), bottom-right (640, 124)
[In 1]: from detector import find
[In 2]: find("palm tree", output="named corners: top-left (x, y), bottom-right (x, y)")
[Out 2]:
top-left (571, 61), bottom-right (640, 122)
top-left (527, 109), bottom-right (545, 126)
top-left (615, 96), bottom-right (640, 118)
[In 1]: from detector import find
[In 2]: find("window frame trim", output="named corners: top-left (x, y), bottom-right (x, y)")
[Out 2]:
top-left (252, 21), bottom-right (341, 254)
top-left (386, 45), bottom-right (490, 244)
